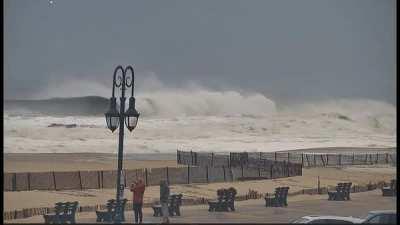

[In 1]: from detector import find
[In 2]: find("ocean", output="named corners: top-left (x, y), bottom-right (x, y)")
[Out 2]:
top-left (4, 92), bottom-right (396, 154)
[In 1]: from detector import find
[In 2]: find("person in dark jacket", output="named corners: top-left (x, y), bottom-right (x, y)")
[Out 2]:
top-left (160, 180), bottom-right (170, 223)
top-left (130, 179), bottom-right (145, 223)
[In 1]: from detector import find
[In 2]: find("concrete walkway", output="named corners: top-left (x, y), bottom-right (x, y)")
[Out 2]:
top-left (6, 189), bottom-right (396, 223)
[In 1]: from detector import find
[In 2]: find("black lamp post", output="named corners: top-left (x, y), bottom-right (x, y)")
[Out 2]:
top-left (105, 65), bottom-right (140, 223)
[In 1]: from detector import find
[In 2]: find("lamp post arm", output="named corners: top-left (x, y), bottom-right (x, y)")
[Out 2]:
top-left (124, 65), bottom-right (135, 97)
top-left (112, 65), bottom-right (125, 98)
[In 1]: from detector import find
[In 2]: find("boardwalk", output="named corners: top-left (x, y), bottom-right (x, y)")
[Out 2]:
top-left (6, 189), bottom-right (395, 223)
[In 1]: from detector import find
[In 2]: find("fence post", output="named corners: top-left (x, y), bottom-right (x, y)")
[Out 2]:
top-left (352, 153), bottom-right (355, 165)
top-left (241, 165), bottom-right (244, 178)
top-left (320, 155), bottom-right (325, 167)
top-left (313, 154), bottom-right (316, 166)
top-left (166, 167), bottom-right (169, 184)
top-left (274, 152), bottom-right (277, 162)
top-left (195, 152), bottom-right (198, 166)
top-left (12, 173), bottom-right (16, 191)
top-left (301, 153), bottom-right (304, 167)
top-left (227, 156), bottom-right (230, 168)
top-left (97, 171), bottom-right (101, 189)
top-left (223, 165), bottom-right (226, 181)
top-left (288, 152), bottom-right (290, 164)
top-left (386, 153), bottom-right (389, 164)
top-left (259, 152), bottom-right (262, 160)
top-left (27, 172), bottom-right (31, 191)
top-left (124, 170), bottom-right (127, 188)
top-left (190, 150), bottom-right (194, 166)
top-left (270, 164), bottom-right (273, 179)
top-left (376, 153), bottom-right (379, 164)
top-left (144, 168), bottom-right (148, 186)
top-left (338, 154), bottom-right (342, 166)
top-left (52, 171), bottom-right (57, 190)
top-left (287, 162), bottom-right (290, 177)
top-left (365, 153), bottom-right (368, 164)
top-left (326, 154), bottom-right (329, 166)
top-left (211, 153), bottom-right (214, 167)
top-left (206, 166), bottom-right (209, 183)
top-left (177, 150), bottom-right (179, 164)
top-left (78, 171), bottom-right (83, 190)
top-left (187, 166), bottom-right (190, 184)
top-left (317, 176), bottom-right (320, 194)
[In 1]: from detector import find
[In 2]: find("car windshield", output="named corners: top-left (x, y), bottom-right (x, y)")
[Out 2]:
top-left (364, 213), bottom-right (378, 221)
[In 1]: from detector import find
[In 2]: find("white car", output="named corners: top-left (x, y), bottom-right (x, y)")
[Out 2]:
top-left (292, 215), bottom-right (364, 224)
top-left (361, 210), bottom-right (396, 224)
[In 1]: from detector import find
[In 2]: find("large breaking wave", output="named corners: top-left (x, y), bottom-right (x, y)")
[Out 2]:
top-left (3, 75), bottom-right (396, 153)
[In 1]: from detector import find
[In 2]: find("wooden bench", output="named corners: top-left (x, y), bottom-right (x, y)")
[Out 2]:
top-left (95, 199), bottom-right (127, 222)
top-left (43, 201), bottom-right (78, 224)
top-left (208, 187), bottom-right (237, 212)
top-left (152, 194), bottom-right (183, 217)
top-left (382, 179), bottom-right (396, 196)
top-left (264, 187), bottom-right (289, 207)
top-left (328, 182), bottom-right (352, 201)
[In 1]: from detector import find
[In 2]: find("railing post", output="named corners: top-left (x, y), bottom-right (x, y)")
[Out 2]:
top-left (274, 152), bottom-right (277, 162)
top-left (287, 152), bottom-right (290, 164)
top-left (386, 153), bottom-right (389, 164)
top-left (338, 154), bottom-right (342, 166)
top-left (211, 152), bottom-right (214, 167)
top-left (352, 153), bottom-right (355, 165)
top-left (301, 153), bottom-right (304, 167)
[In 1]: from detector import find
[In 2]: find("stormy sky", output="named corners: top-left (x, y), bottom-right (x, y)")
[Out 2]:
top-left (4, 0), bottom-right (396, 104)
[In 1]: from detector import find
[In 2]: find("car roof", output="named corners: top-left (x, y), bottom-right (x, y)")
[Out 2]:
top-left (368, 210), bottom-right (396, 214)
top-left (301, 215), bottom-right (364, 222)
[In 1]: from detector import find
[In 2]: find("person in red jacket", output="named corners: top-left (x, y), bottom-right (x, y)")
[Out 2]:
top-left (130, 178), bottom-right (145, 223)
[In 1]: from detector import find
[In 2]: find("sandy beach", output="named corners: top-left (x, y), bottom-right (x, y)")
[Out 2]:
top-left (4, 153), bottom-right (178, 173)
top-left (4, 154), bottom-right (396, 211)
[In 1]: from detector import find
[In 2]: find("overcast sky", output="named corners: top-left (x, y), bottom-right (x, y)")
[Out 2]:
top-left (4, 0), bottom-right (396, 104)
